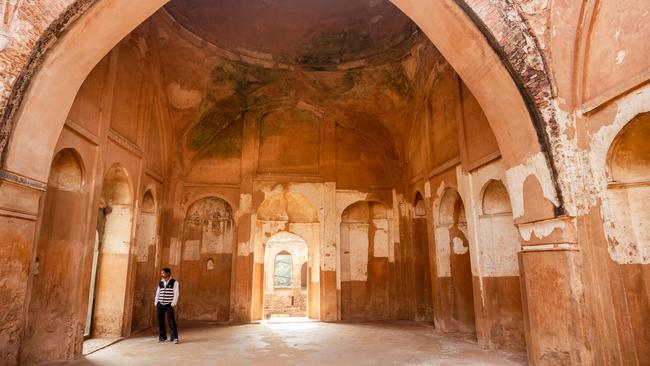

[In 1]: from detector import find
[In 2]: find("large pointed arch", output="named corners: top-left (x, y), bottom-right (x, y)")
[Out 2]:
top-left (0, 0), bottom-right (562, 213)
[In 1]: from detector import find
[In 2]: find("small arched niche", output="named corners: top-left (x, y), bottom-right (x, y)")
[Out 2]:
top-left (102, 164), bottom-right (133, 206)
top-left (608, 112), bottom-right (650, 183)
top-left (414, 192), bottom-right (426, 218)
top-left (439, 189), bottom-right (466, 227)
top-left (141, 190), bottom-right (156, 214)
top-left (604, 112), bottom-right (650, 264)
top-left (482, 180), bottom-right (512, 215)
top-left (48, 148), bottom-right (83, 191)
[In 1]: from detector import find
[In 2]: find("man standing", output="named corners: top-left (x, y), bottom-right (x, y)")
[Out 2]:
top-left (154, 268), bottom-right (179, 343)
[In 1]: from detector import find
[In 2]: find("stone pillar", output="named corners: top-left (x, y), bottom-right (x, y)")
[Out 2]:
top-left (0, 172), bottom-right (45, 365)
top-left (517, 216), bottom-right (591, 365)
top-left (319, 118), bottom-right (337, 321)
top-left (230, 115), bottom-right (257, 322)
top-left (320, 182), bottom-right (337, 321)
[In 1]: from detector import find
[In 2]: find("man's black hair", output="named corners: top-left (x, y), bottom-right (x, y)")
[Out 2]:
top-left (162, 267), bottom-right (171, 275)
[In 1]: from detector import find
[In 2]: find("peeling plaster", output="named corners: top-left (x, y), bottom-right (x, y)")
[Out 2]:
top-left (505, 152), bottom-right (560, 218)
top-left (169, 237), bottom-right (181, 265)
top-left (183, 239), bottom-right (200, 261)
top-left (464, 159), bottom-right (520, 277)
top-left (239, 193), bottom-right (252, 217)
top-left (590, 85), bottom-right (650, 264)
top-left (390, 189), bottom-right (398, 263)
top-left (237, 241), bottom-right (249, 257)
top-left (373, 219), bottom-right (389, 258)
top-left (347, 224), bottom-right (369, 281)
top-left (102, 206), bottom-right (132, 254)
top-left (424, 181), bottom-right (431, 199)
top-left (435, 227), bottom-right (451, 277)
top-left (168, 82), bottom-right (202, 110)
top-left (517, 219), bottom-right (565, 241)
top-left (452, 237), bottom-right (468, 255)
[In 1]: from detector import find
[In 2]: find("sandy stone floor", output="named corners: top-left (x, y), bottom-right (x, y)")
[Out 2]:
top-left (69, 321), bottom-right (527, 365)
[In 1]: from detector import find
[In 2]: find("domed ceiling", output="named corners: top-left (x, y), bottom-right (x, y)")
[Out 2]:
top-left (164, 0), bottom-right (417, 66)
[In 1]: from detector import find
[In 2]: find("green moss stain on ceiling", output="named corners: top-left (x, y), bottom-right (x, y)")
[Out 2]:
top-left (186, 43), bottom-right (420, 161)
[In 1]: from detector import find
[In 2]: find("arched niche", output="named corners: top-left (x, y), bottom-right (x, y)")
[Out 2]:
top-left (434, 188), bottom-right (475, 334)
top-left (48, 148), bottom-right (83, 191)
top-left (412, 192), bottom-right (433, 320)
top-left (478, 179), bottom-right (525, 349)
top-left (131, 189), bottom-right (158, 332)
top-left (340, 200), bottom-right (390, 321)
top-left (263, 232), bottom-right (308, 319)
top-left (141, 190), bottom-right (156, 213)
top-left (604, 113), bottom-right (650, 264)
top-left (179, 197), bottom-right (234, 322)
top-left (414, 192), bottom-right (426, 218)
top-left (89, 164), bottom-right (134, 338)
top-left (21, 148), bottom-right (87, 364)
top-left (482, 180), bottom-right (512, 215)
top-left (602, 112), bottom-right (650, 364)
top-left (608, 112), bottom-right (650, 183)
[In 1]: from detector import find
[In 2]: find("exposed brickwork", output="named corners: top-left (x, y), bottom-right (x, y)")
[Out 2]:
top-left (0, 0), bottom-right (93, 164)
top-left (458, 0), bottom-right (569, 214)
top-left (264, 289), bottom-right (308, 318)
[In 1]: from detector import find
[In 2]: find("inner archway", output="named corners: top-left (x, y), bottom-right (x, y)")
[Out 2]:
top-left (253, 192), bottom-right (320, 321)
top-left (88, 164), bottom-right (134, 338)
top-left (263, 232), bottom-right (309, 319)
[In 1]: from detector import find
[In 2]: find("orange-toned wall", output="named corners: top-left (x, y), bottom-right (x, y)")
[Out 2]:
top-left (18, 27), bottom-right (173, 363)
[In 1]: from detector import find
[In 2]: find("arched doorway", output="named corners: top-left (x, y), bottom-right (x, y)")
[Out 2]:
top-left (253, 192), bottom-right (320, 321)
top-left (434, 188), bottom-right (476, 335)
top-left (87, 164), bottom-right (134, 338)
top-left (263, 232), bottom-right (309, 319)
top-left (340, 200), bottom-right (390, 321)
top-left (178, 196), bottom-right (235, 322)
